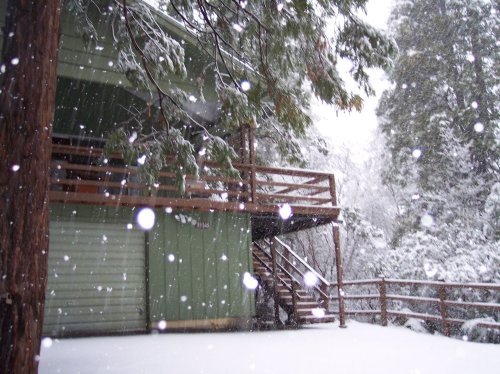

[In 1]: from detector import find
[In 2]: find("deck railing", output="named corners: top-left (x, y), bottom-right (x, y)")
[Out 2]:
top-left (49, 143), bottom-right (339, 216)
top-left (330, 278), bottom-right (500, 336)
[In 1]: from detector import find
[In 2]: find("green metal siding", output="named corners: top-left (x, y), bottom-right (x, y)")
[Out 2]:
top-left (45, 204), bottom-right (255, 335)
top-left (148, 210), bottom-right (255, 324)
top-left (44, 204), bottom-right (147, 336)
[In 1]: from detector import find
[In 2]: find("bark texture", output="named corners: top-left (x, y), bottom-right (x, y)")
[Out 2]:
top-left (0, 1), bottom-right (61, 373)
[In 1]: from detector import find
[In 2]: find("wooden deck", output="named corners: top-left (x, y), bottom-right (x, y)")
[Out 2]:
top-left (50, 140), bottom-right (340, 239)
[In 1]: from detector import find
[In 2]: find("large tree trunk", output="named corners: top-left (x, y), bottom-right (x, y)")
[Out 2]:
top-left (0, 1), bottom-right (61, 373)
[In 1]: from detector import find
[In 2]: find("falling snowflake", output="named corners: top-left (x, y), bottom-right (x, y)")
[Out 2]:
top-left (240, 80), bottom-right (251, 91)
top-left (158, 320), bottom-right (167, 330)
top-left (41, 337), bottom-right (53, 348)
top-left (311, 308), bottom-right (325, 318)
top-left (279, 204), bottom-right (292, 219)
top-left (137, 155), bottom-right (146, 165)
top-left (303, 271), bottom-right (318, 287)
top-left (128, 132), bottom-right (138, 143)
top-left (420, 213), bottom-right (434, 228)
top-left (232, 23), bottom-right (244, 32)
top-left (243, 272), bottom-right (258, 290)
top-left (137, 207), bottom-right (156, 230)
top-left (423, 262), bottom-right (438, 278)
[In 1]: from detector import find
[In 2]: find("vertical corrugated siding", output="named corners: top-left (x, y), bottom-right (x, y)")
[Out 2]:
top-left (44, 206), bottom-right (147, 336)
top-left (148, 210), bottom-right (255, 324)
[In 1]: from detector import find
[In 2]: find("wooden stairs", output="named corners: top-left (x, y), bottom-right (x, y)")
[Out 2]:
top-left (252, 237), bottom-right (335, 326)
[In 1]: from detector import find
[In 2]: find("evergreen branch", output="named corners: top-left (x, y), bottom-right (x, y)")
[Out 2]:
top-left (230, 0), bottom-right (269, 32)
top-left (197, 0), bottom-right (242, 90)
top-left (198, 1), bottom-right (244, 61)
top-left (122, 0), bottom-right (171, 133)
top-left (121, 0), bottom-right (216, 138)
top-left (169, 1), bottom-right (207, 35)
top-left (120, 0), bottom-right (213, 138)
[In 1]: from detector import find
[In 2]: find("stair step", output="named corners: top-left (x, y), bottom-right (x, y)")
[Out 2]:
top-left (295, 308), bottom-right (328, 316)
top-left (280, 293), bottom-right (315, 300)
top-left (295, 301), bottom-right (323, 307)
top-left (298, 314), bottom-right (336, 324)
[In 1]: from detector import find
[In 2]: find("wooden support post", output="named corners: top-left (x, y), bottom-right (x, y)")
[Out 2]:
top-left (333, 224), bottom-right (346, 328)
top-left (379, 277), bottom-right (388, 327)
top-left (240, 125), bottom-right (248, 201)
top-left (240, 124), bottom-right (247, 163)
top-left (270, 239), bottom-right (281, 326)
top-left (248, 124), bottom-right (257, 203)
top-left (439, 282), bottom-right (450, 337)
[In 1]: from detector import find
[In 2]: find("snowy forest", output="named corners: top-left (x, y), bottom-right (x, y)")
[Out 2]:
top-left (286, 0), bottom-right (499, 286)
top-left (0, 0), bottom-right (499, 373)
top-left (283, 0), bottom-right (499, 341)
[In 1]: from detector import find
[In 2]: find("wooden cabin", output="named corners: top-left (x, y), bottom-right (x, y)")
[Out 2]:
top-left (1, 1), bottom-right (343, 336)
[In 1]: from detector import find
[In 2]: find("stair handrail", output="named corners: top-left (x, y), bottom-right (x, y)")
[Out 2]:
top-left (267, 237), bottom-right (331, 309)
top-left (252, 246), bottom-right (302, 296)
top-left (270, 237), bottom-right (331, 287)
top-left (253, 245), bottom-right (303, 286)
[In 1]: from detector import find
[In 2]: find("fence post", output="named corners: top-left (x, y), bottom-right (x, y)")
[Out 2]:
top-left (270, 239), bottom-right (281, 326)
top-left (438, 282), bottom-right (450, 337)
top-left (379, 277), bottom-right (388, 327)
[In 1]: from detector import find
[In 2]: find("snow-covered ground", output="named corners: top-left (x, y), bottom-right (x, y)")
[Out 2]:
top-left (39, 321), bottom-right (499, 374)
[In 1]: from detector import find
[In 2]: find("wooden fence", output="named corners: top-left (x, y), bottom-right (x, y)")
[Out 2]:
top-left (330, 278), bottom-right (500, 336)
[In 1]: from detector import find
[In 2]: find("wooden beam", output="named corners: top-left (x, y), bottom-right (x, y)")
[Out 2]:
top-left (333, 224), bottom-right (346, 328)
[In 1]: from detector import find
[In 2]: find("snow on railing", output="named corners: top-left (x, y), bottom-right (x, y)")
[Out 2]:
top-left (330, 278), bottom-right (500, 336)
top-left (49, 142), bottom-right (339, 215)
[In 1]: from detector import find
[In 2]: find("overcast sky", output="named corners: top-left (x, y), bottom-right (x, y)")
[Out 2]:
top-left (313, 0), bottom-right (395, 164)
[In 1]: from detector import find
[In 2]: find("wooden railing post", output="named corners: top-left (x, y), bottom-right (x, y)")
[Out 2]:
top-left (284, 246), bottom-right (291, 273)
top-left (270, 239), bottom-right (280, 325)
top-left (328, 174), bottom-right (337, 206)
top-left (291, 281), bottom-right (297, 324)
top-left (438, 282), bottom-right (450, 337)
top-left (320, 283), bottom-right (329, 312)
top-left (333, 224), bottom-right (346, 327)
top-left (379, 277), bottom-right (388, 327)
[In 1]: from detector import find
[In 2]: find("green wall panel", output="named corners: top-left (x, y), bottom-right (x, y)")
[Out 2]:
top-left (45, 203), bottom-right (147, 336)
top-left (148, 209), bottom-right (255, 324)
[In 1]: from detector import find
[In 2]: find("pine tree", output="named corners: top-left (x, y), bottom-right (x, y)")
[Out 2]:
top-left (377, 0), bottom-right (499, 244)
top-left (0, 2), bottom-right (61, 373)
